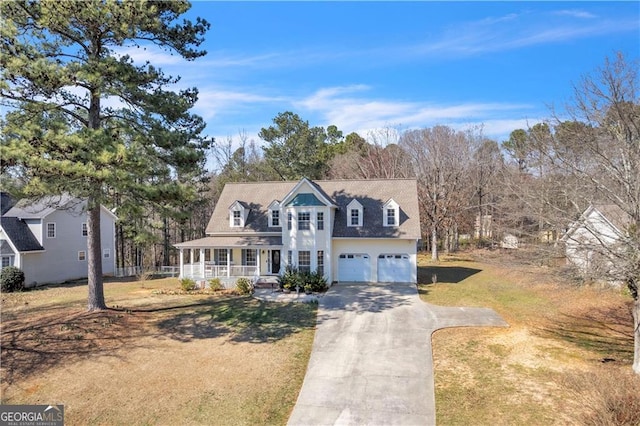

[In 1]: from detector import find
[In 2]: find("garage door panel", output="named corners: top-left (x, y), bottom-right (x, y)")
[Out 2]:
top-left (338, 253), bottom-right (370, 282)
top-left (378, 254), bottom-right (412, 282)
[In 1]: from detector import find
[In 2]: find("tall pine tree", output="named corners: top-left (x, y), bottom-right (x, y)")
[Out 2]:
top-left (0, 0), bottom-right (210, 310)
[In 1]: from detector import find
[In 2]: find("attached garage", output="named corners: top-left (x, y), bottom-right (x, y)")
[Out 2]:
top-left (377, 254), bottom-right (412, 283)
top-left (338, 253), bottom-right (371, 282)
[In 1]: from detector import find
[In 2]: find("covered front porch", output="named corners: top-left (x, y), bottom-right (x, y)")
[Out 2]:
top-left (174, 235), bottom-right (283, 282)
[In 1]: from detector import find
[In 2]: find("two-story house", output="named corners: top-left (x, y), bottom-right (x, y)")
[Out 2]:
top-left (175, 178), bottom-right (421, 284)
top-left (0, 194), bottom-right (117, 287)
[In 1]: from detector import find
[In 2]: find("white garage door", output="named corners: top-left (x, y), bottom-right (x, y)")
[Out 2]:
top-left (338, 254), bottom-right (371, 282)
top-left (377, 254), bottom-right (412, 282)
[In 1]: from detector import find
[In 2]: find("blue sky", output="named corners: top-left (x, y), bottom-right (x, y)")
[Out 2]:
top-left (133, 1), bottom-right (639, 149)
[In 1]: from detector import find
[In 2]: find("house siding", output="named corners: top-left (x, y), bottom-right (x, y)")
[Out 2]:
top-left (19, 206), bottom-right (116, 286)
top-left (565, 209), bottom-right (622, 275)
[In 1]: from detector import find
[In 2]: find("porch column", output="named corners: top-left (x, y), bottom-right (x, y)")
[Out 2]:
top-left (189, 249), bottom-right (194, 279)
top-left (200, 248), bottom-right (205, 278)
top-left (256, 249), bottom-right (261, 276)
top-left (179, 248), bottom-right (184, 278)
top-left (226, 248), bottom-right (231, 278)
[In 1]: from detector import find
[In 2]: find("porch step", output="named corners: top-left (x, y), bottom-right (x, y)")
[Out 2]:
top-left (254, 277), bottom-right (280, 289)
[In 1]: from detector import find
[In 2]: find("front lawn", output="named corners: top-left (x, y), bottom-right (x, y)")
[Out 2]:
top-left (419, 250), bottom-right (640, 425)
top-left (1, 278), bottom-right (316, 425)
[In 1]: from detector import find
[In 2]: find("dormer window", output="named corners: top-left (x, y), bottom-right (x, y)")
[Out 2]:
top-left (347, 199), bottom-right (363, 227)
top-left (383, 199), bottom-right (399, 227)
top-left (233, 211), bottom-right (242, 227)
top-left (268, 200), bottom-right (281, 228)
top-left (386, 208), bottom-right (396, 225)
top-left (229, 200), bottom-right (248, 228)
top-left (350, 209), bottom-right (360, 226)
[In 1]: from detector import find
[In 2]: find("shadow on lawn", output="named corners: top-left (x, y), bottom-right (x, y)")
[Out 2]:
top-left (418, 266), bottom-right (482, 285)
top-left (1, 296), bottom-right (316, 385)
top-left (539, 304), bottom-right (634, 363)
top-left (1, 309), bottom-right (155, 386)
top-left (154, 296), bottom-right (317, 344)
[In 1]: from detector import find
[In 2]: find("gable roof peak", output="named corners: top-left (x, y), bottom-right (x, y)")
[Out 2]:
top-left (280, 177), bottom-right (337, 208)
top-left (229, 200), bottom-right (249, 210)
top-left (347, 198), bottom-right (363, 209)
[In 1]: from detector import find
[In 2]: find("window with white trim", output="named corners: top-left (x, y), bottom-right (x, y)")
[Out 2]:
top-left (317, 212), bottom-right (324, 230)
top-left (383, 199), bottom-right (400, 227)
top-left (287, 250), bottom-right (293, 266)
top-left (386, 208), bottom-right (396, 225)
top-left (346, 199), bottom-right (363, 227)
top-left (1, 256), bottom-right (13, 268)
top-left (232, 210), bottom-right (242, 227)
top-left (78, 251), bottom-right (86, 261)
top-left (287, 212), bottom-right (293, 230)
top-left (271, 210), bottom-right (280, 227)
top-left (317, 250), bottom-right (324, 275)
top-left (214, 249), bottom-right (233, 265)
top-left (298, 251), bottom-right (311, 273)
top-left (242, 249), bottom-right (256, 266)
top-left (47, 223), bottom-right (56, 238)
top-left (82, 222), bottom-right (88, 237)
top-left (350, 209), bottom-right (359, 226)
top-left (298, 212), bottom-right (310, 230)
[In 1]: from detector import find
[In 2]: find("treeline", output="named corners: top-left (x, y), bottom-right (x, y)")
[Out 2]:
top-left (114, 54), bottom-right (638, 271)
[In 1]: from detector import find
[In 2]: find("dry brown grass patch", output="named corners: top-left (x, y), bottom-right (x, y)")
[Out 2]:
top-left (1, 280), bottom-right (316, 425)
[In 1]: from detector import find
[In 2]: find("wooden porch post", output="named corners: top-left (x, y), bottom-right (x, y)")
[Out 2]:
top-left (256, 249), bottom-right (261, 276)
top-left (226, 248), bottom-right (231, 278)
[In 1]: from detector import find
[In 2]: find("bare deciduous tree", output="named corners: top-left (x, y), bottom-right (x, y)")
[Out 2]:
top-left (400, 126), bottom-right (473, 260)
top-left (528, 53), bottom-right (639, 373)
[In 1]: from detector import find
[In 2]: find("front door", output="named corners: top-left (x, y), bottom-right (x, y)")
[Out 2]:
top-left (271, 250), bottom-right (281, 274)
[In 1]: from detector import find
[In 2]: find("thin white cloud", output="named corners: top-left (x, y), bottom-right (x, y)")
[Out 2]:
top-left (112, 45), bottom-right (186, 65)
top-left (295, 85), bottom-right (535, 140)
top-left (200, 52), bottom-right (285, 68)
top-left (194, 87), bottom-right (288, 120)
top-left (391, 10), bottom-right (638, 59)
top-left (554, 9), bottom-right (598, 19)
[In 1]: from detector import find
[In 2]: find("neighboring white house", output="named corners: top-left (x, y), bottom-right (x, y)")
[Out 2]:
top-left (562, 204), bottom-right (631, 279)
top-left (0, 194), bottom-right (117, 286)
top-left (175, 178), bottom-right (422, 284)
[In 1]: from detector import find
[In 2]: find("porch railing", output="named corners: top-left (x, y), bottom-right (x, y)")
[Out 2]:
top-left (182, 263), bottom-right (258, 279)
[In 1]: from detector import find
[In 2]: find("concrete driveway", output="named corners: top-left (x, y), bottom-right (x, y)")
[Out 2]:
top-left (287, 282), bottom-right (508, 426)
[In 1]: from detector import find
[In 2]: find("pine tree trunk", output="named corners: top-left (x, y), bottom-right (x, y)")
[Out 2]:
top-left (87, 201), bottom-right (106, 311)
top-left (633, 297), bottom-right (640, 375)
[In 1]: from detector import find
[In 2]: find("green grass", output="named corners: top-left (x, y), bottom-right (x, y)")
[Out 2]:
top-left (418, 260), bottom-right (551, 324)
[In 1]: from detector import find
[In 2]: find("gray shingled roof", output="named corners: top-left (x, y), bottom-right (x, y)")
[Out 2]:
top-left (0, 217), bottom-right (44, 252)
top-left (3, 194), bottom-right (80, 219)
top-left (175, 235), bottom-right (282, 249)
top-left (205, 179), bottom-right (421, 239)
top-left (0, 240), bottom-right (15, 255)
top-left (0, 192), bottom-right (15, 215)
